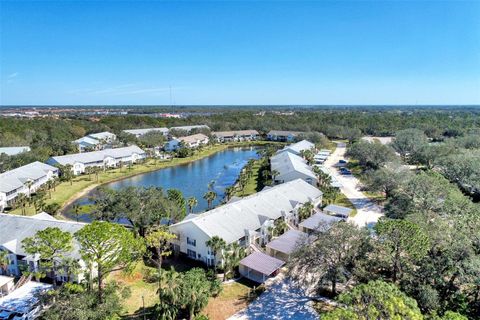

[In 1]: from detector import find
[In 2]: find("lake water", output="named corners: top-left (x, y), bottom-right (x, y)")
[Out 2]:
top-left (65, 147), bottom-right (260, 220)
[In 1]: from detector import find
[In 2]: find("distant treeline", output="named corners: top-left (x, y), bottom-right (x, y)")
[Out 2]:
top-left (0, 108), bottom-right (479, 170)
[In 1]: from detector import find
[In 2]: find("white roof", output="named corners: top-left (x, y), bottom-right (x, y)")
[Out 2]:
top-left (123, 128), bottom-right (169, 136)
top-left (170, 179), bottom-right (322, 244)
top-left (271, 152), bottom-right (317, 181)
top-left (73, 136), bottom-right (100, 146)
top-left (0, 275), bottom-right (14, 287)
top-left (278, 140), bottom-right (315, 155)
top-left (0, 147), bottom-right (30, 156)
top-left (47, 145), bottom-right (146, 166)
top-left (0, 162), bottom-right (58, 194)
top-left (170, 125), bottom-right (209, 132)
top-left (0, 281), bottom-right (52, 313)
top-left (0, 213), bottom-right (86, 257)
top-left (87, 131), bottom-right (116, 140)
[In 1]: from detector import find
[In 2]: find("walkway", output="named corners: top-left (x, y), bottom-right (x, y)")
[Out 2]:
top-left (323, 143), bottom-right (383, 228)
top-left (228, 276), bottom-right (318, 320)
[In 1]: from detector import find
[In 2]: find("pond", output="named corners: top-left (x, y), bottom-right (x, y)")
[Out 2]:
top-left (65, 147), bottom-right (261, 221)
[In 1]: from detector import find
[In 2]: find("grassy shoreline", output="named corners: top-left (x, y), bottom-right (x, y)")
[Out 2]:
top-left (8, 141), bottom-right (280, 216)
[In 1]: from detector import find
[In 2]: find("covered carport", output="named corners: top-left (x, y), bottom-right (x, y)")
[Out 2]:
top-left (239, 252), bottom-right (285, 283)
top-left (266, 230), bottom-right (307, 262)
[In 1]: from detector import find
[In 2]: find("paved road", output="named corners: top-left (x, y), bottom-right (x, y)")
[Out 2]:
top-left (228, 277), bottom-right (318, 320)
top-left (323, 143), bottom-right (383, 228)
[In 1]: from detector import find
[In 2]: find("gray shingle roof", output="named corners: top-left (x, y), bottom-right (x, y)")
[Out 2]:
top-left (239, 252), bottom-right (285, 276)
top-left (0, 162), bottom-right (58, 193)
top-left (266, 230), bottom-right (307, 255)
top-left (299, 212), bottom-right (343, 231)
top-left (212, 130), bottom-right (259, 138)
top-left (48, 145), bottom-right (146, 166)
top-left (178, 133), bottom-right (209, 144)
top-left (0, 213), bottom-right (86, 257)
top-left (267, 130), bottom-right (303, 136)
top-left (170, 179), bottom-right (322, 244)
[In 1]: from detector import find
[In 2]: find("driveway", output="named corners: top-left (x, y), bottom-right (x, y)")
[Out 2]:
top-left (323, 143), bottom-right (383, 228)
top-left (228, 277), bottom-right (318, 320)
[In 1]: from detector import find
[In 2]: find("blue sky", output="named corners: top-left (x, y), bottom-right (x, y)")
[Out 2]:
top-left (1, 1), bottom-right (479, 105)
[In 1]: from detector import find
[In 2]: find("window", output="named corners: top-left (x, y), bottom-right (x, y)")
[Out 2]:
top-left (187, 249), bottom-right (197, 259)
top-left (187, 237), bottom-right (196, 247)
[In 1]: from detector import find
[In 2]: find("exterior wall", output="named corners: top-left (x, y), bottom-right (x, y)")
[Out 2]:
top-left (170, 223), bottom-right (214, 265)
top-left (267, 134), bottom-right (295, 142)
top-left (239, 264), bottom-right (267, 283)
top-left (0, 169), bottom-right (59, 211)
top-left (276, 172), bottom-right (317, 186)
top-left (266, 247), bottom-right (290, 262)
top-left (0, 277), bottom-right (14, 295)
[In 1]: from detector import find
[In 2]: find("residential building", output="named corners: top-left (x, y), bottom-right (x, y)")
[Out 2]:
top-left (267, 130), bottom-right (303, 142)
top-left (0, 162), bottom-right (59, 212)
top-left (271, 151), bottom-right (317, 186)
top-left (122, 127), bottom-right (169, 137)
top-left (212, 130), bottom-right (259, 142)
top-left (277, 140), bottom-right (315, 156)
top-left (87, 131), bottom-right (117, 143)
top-left (0, 147), bottom-right (31, 157)
top-left (239, 252), bottom-right (284, 283)
top-left (299, 211), bottom-right (344, 234)
top-left (164, 133), bottom-right (209, 151)
top-left (169, 125), bottom-right (210, 133)
top-left (323, 204), bottom-right (354, 218)
top-left (47, 145), bottom-right (146, 175)
top-left (0, 213), bottom-right (90, 283)
top-left (72, 131), bottom-right (117, 152)
top-left (169, 179), bottom-right (322, 266)
top-left (265, 229), bottom-right (307, 262)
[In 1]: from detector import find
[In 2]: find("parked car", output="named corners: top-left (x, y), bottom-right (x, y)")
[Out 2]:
top-left (338, 159), bottom-right (347, 164)
top-left (340, 167), bottom-right (352, 175)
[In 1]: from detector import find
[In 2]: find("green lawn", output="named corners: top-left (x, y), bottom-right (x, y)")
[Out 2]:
top-left (234, 160), bottom-right (267, 197)
top-left (330, 192), bottom-right (358, 217)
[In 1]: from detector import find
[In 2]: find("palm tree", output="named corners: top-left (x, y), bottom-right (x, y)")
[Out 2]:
top-left (203, 191), bottom-right (217, 210)
top-left (0, 250), bottom-right (9, 275)
top-left (187, 197), bottom-right (198, 213)
top-left (223, 242), bottom-right (246, 281)
top-left (273, 219), bottom-right (288, 237)
top-left (24, 180), bottom-right (34, 198)
top-left (85, 166), bottom-right (94, 181)
top-left (72, 203), bottom-right (81, 222)
top-left (205, 236), bottom-right (226, 274)
top-left (16, 193), bottom-right (28, 215)
top-left (157, 267), bottom-right (181, 319)
top-left (224, 186), bottom-right (235, 202)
